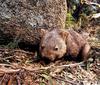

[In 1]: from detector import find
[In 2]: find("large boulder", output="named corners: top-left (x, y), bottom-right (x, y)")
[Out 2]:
top-left (0, 0), bottom-right (67, 29)
top-left (0, 0), bottom-right (67, 51)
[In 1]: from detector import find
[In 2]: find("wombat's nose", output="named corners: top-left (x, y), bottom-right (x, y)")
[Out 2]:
top-left (56, 54), bottom-right (59, 57)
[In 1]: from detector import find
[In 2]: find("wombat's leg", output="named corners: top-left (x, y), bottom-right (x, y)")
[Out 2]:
top-left (81, 43), bottom-right (90, 70)
top-left (82, 43), bottom-right (91, 61)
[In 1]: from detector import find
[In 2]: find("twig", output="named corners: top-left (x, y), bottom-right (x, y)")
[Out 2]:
top-left (0, 74), bottom-right (6, 85)
top-left (51, 76), bottom-right (77, 85)
top-left (0, 48), bottom-right (34, 55)
top-left (1, 56), bottom-right (14, 60)
top-left (13, 49), bottom-right (34, 55)
top-left (16, 75), bottom-right (21, 85)
top-left (53, 61), bottom-right (84, 68)
top-left (0, 58), bottom-right (12, 64)
top-left (7, 77), bottom-right (13, 85)
top-left (0, 68), bottom-right (20, 73)
top-left (0, 63), bottom-right (15, 68)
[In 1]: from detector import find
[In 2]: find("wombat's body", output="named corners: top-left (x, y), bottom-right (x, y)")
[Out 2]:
top-left (40, 29), bottom-right (90, 61)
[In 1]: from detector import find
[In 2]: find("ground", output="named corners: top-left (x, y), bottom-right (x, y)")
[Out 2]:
top-left (0, 24), bottom-right (99, 85)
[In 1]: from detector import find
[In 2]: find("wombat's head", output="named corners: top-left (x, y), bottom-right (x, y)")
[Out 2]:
top-left (40, 29), bottom-right (68, 61)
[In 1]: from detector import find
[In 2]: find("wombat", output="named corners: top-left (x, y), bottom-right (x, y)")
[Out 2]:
top-left (40, 29), bottom-right (90, 61)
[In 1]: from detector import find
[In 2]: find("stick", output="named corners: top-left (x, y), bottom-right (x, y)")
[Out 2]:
top-left (22, 61), bottom-right (84, 71)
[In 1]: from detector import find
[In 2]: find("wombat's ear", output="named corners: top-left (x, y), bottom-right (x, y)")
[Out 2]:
top-left (59, 29), bottom-right (69, 40)
top-left (40, 29), bottom-right (48, 37)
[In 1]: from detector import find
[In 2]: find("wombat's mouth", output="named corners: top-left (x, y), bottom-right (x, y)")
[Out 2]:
top-left (43, 56), bottom-right (55, 61)
top-left (42, 57), bottom-right (52, 64)
top-left (43, 54), bottom-right (62, 61)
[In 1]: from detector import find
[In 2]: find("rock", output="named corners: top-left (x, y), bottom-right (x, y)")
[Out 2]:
top-left (0, 0), bottom-right (67, 29)
top-left (0, 0), bottom-right (67, 51)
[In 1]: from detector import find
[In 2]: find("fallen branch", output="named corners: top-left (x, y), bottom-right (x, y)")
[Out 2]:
top-left (22, 61), bottom-right (84, 71)
top-left (0, 62), bottom-right (84, 74)
top-left (0, 68), bottom-right (20, 74)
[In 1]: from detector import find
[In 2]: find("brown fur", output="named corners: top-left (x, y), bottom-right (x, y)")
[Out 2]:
top-left (40, 29), bottom-right (90, 61)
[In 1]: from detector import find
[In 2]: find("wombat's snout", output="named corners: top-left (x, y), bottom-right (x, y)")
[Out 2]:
top-left (40, 41), bottom-right (67, 61)
top-left (41, 50), bottom-right (55, 61)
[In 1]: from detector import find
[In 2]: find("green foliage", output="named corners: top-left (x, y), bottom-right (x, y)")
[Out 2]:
top-left (65, 12), bottom-right (75, 28)
top-left (79, 13), bottom-right (89, 28)
top-left (0, 41), bottom-right (18, 49)
top-left (4, 37), bottom-right (20, 49)
top-left (40, 82), bottom-right (46, 85)
top-left (6, 42), bottom-right (18, 49)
